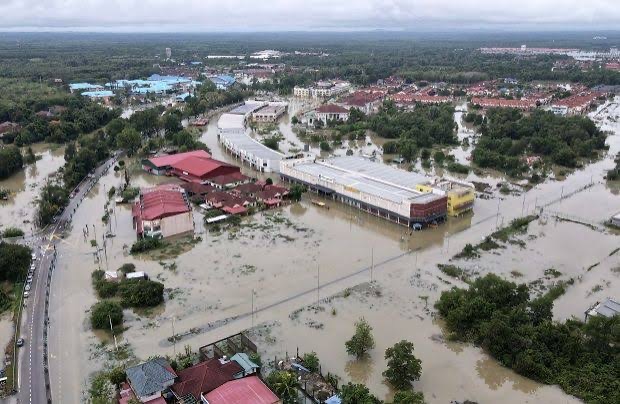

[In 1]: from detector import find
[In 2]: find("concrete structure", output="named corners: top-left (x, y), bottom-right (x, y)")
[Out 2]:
top-left (218, 108), bottom-right (285, 173)
top-left (68, 82), bottom-right (103, 93)
top-left (252, 104), bottom-right (287, 122)
top-left (132, 185), bottom-right (194, 239)
top-left (314, 104), bottom-right (350, 125)
top-left (416, 178), bottom-right (475, 217)
top-left (293, 80), bottom-right (351, 99)
top-left (219, 131), bottom-right (284, 173)
top-left (280, 156), bottom-right (447, 227)
top-left (125, 358), bottom-right (177, 403)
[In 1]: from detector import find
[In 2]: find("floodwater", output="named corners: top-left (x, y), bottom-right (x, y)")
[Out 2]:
top-left (39, 96), bottom-right (620, 403)
top-left (0, 143), bottom-right (65, 232)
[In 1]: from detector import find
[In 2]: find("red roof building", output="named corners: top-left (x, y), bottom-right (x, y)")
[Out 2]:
top-left (132, 184), bottom-right (193, 239)
top-left (171, 358), bottom-right (243, 402)
top-left (170, 156), bottom-right (240, 183)
top-left (142, 150), bottom-right (212, 174)
top-left (204, 376), bottom-right (280, 404)
top-left (470, 97), bottom-right (537, 110)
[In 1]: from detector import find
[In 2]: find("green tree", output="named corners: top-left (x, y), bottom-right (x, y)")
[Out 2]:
top-left (288, 184), bottom-right (307, 202)
top-left (0, 145), bottom-right (23, 179)
top-left (107, 367), bottom-right (126, 386)
top-left (383, 340), bottom-right (422, 389)
top-left (266, 371), bottom-right (298, 404)
top-left (90, 301), bottom-right (123, 330)
top-left (345, 317), bottom-right (375, 358)
top-left (116, 127), bottom-right (142, 156)
top-left (0, 242), bottom-right (31, 282)
top-left (339, 382), bottom-right (380, 404)
top-left (392, 390), bottom-right (425, 404)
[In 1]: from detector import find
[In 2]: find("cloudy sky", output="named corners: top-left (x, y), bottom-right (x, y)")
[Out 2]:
top-left (0, 0), bottom-right (618, 32)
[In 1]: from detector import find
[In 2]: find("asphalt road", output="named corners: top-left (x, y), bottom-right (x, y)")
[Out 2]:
top-left (15, 153), bottom-right (119, 404)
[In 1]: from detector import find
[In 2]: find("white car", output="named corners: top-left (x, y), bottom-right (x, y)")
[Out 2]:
top-left (31, 253), bottom-right (37, 261)
top-left (24, 284), bottom-right (31, 292)
top-left (30, 263), bottom-right (36, 271)
top-left (27, 275), bottom-right (33, 282)
top-left (23, 292), bottom-right (30, 299)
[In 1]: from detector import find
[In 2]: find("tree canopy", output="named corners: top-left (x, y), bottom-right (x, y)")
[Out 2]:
top-left (345, 317), bottom-right (375, 359)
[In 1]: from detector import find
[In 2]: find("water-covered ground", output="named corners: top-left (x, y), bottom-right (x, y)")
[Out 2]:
top-left (4, 96), bottom-right (618, 403)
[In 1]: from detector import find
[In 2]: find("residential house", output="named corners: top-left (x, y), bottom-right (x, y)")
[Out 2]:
top-left (205, 172), bottom-right (251, 190)
top-left (170, 358), bottom-right (242, 403)
top-left (125, 358), bottom-right (177, 403)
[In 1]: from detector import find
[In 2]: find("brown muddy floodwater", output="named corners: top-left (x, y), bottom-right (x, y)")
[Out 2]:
top-left (42, 97), bottom-right (620, 403)
top-left (0, 143), bottom-right (65, 232)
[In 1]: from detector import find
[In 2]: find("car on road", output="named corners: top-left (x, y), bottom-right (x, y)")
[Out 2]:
top-left (27, 275), bottom-right (33, 282)
top-left (23, 292), bottom-right (29, 298)
top-left (31, 253), bottom-right (37, 260)
top-left (24, 284), bottom-right (31, 292)
top-left (30, 263), bottom-right (36, 270)
top-left (16, 338), bottom-right (24, 347)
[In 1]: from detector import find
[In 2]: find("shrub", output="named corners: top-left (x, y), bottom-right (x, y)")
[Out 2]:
top-left (302, 351), bottom-right (320, 372)
top-left (1, 227), bottom-right (24, 238)
top-left (118, 279), bottom-right (164, 307)
top-left (130, 238), bottom-right (163, 254)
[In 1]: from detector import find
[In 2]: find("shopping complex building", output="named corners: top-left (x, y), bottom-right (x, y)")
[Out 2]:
top-left (280, 156), bottom-right (474, 228)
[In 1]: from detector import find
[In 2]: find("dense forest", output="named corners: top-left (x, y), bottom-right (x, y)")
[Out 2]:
top-left (0, 145), bottom-right (23, 179)
top-left (0, 32), bottom-right (619, 86)
top-left (472, 108), bottom-right (607, 176)
top-left (435, 274), bottom-right (619, 403)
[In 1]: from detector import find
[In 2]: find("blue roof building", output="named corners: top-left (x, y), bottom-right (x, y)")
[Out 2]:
top-left (69, 82), bottom-right (103, 92)
top-left (81, 90), bottom-right (114, 98)
top-left (209, 75), bottom-right (236, 90)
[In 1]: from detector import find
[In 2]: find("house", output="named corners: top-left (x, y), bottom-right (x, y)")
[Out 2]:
top-left (230, 182), bottom-right (264, 197)
top-left (204, 376), bottom-right (280, 404)
top-left (180, 182), bottom-right (215, 197)
top-left (229, 353), bottom-right (260, 377)
top-left (314, 104), bottom-right (350, 125)
top-left (170, 156), bottom-right (241, 183)
top-left (170, 358), bottom-right (243, 403)
top-left (132, 185), bottom-right (193, 239)
top-left (125, 358), bottom-right (177, 403)
top-left (339, 91), bottom-right (385, 115)
top-left (142, 150), bottom-right (212, 176)
top-left (205, 172), bottom-right (251, 190)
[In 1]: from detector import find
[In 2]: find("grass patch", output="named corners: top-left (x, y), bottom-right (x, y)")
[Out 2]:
top-left (437, 264), bottom-right (470, 282)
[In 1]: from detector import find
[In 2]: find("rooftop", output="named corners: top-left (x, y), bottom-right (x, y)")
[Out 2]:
top-left (316, 104), bottom-right (349, 114)
top-left (229, 101), bottom-right (265, 115)
top-left (204, 376), bottom-right (279, 404)
top-left (171, 358), bottom-right (242, 400)
top-left (133, 185), bottom-right (190, 221)
top-left (219, 131), bottom-right (284, 161)
top-left (171, 156), bottom-right (236, 178)
top-left (588, 298), bottom-right (620, 318)
top-left (125, 358), bottom-right (177, 398)
top-left (217, 113), bottom-right (246, 130)
top-left (146, 150), bottom-right (212, 169)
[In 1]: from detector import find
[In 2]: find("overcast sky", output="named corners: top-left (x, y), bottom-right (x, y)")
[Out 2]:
top-left (1, 0), bottom-right (619, 32)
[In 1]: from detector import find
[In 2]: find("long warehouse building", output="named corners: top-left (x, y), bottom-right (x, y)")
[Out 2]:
top-left (280, 156), bottom-right (449, 227)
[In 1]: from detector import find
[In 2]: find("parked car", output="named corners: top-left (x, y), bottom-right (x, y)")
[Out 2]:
top-left (27, 275), bottom-right (33, 282)
top-left (16, 338), bottom-right (24, 347)
top-left (24, 284), bottom-right (31, 292)
top-left (23, 292), bottom-right (30, 298)
top-left (30, 263), bottom-right (36, 270)
top-left (31, 253), bottom-right (37, 260)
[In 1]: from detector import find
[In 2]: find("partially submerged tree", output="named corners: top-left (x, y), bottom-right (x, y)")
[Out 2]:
top-left (345, 317), bottom-right (375, 358)
top-left (383, 340), bottom-right (422, 390)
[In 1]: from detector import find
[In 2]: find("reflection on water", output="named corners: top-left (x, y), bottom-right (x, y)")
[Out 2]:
top-left (476, 356), bottom-right (540, 394)
top-left (345, 356), bottom-right (375, 385)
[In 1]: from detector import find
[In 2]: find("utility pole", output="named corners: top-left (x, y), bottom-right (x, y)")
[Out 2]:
top-left (521, 193), bottom-right (526, 216)
top-left (109, 315), bottom-right (118, 351)
top-left (495, 198), bottom-right (501, 229)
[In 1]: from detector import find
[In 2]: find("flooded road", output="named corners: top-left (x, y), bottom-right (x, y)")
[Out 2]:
top-left (38, 96), bottom-right (620, 403)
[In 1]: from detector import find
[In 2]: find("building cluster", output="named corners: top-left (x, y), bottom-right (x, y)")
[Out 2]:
top-left (391, 86), bottom-right (453, 107)
top-left (338, 87), bottom-right (388, 114)
top-left (550, 91), bottom-right (603, 115)
top-left (120, 345), bottom-right (280, 404)
top-left (138, 150), bottom-right (290, 232)
top-left (280, 156), bottom-right (475, 228)
top-left (217, 101), bottom-right (288, 172)
top-left (293, 80), bottom-right (351, 99)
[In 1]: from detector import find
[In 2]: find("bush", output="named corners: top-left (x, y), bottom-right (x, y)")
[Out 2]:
top-left (90, 301), bottom-right (123, 330)
top-left (0, 242), bottom-right (31, 282)
top-left (1, 227), bottom-right (24, 238)
top-left (447, 162), bottom-right (470, 174)
top-left (118, 279), bottom-right (164, 307)
top-left (302, 351), bottom-right (319, 372)
top-left (319, 141), bottom-right (331, 151)
top-left (130, 238), bottom-right (163, 254)
top-left (118, 263), bottom-right (136, 274)
top-left (91, 270), bottom-right (119, 298)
